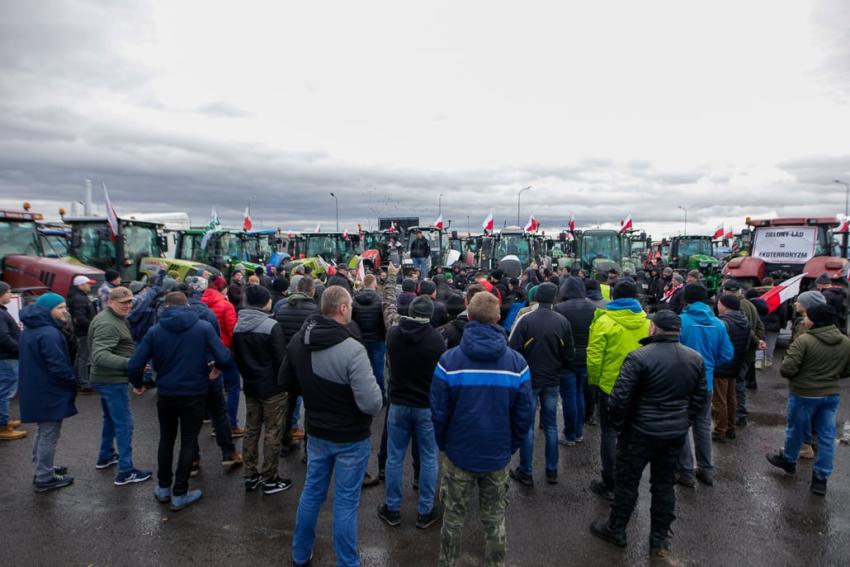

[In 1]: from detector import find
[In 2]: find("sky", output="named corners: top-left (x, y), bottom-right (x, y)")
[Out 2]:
top-left (1, 0), bottom-right (849, 238)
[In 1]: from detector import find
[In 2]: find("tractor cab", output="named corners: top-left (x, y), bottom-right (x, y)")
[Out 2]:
top-left (577, 229), bottom-right (633, 277)
top-left (669, 235), bottom-right (721, 293)
top-left (303, 232), bottom-right (362, 267)
top-left (403, 227), bottom-right (447, 274)
top-left (361, 230), bottom-right (407, 270)
top-left (38, 223), bottom-right (71, 258)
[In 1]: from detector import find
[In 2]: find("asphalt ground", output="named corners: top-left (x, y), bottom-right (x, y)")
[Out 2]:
top-left (2, 350), bottom-right (850, 567)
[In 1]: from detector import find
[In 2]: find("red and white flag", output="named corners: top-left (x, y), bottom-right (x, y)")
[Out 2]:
top-left (759, 273), bottom-right (807, 314)
top-left (434, 215), bottom-right (444, 230)
top-left (713, 224), bottom-right (724, 239)
top-left (482, 211), bottom-right (494, 232)
top-left (314, 224), bottom-right (321, 233)
top-left (524, 214), bottom-right (539, 232)
top-left (387, 222), bottom-right (398, 233)
top-left (342, 228), bottom-right (349, 239)
top-left (103, 183), bottom-right (120, 241)
top-left (242, 206), bottom-right (253, 231)
top-left (725, 226), bottom-right (734, 240)
top-left (837, 216), bottom-right (850, 234)
top-left (619, 214), bottom-right (633, 234)
top-left (568, 215), bottom-right (576, 232)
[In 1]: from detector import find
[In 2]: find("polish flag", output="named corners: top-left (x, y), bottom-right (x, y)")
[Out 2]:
top-left (837, 216), bottom-right (850, 234)
top-left (619, 214), bottom-right (633, 234)
top-left (387, 222), bottom-right (398, 233)
top-left (482, 211), bottom-right (494, 232)
top-left (342, 228), bottom-right (349, 239)
top-left (242, 207), bottom-right (253, 231)
top-left (314, 224), bottom-right (321, 233)
top-left (568, 215), bottom-right (576, 232)
top-left (713, 224), bottom-right (724, 239)
top-left (725, 226), bottom-right (734, 240)
top-left (524, 214), bottom-right (539, 232)
top-left (759, 273), bottom-right (807, 314)
top-left (434, 215), bottom-right (444, 230)
top-left (103, 183), bottom-right (120, 241)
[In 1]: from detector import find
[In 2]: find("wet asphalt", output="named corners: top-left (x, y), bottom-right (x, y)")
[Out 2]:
top-left (2, 350), bottom-right (850, 567)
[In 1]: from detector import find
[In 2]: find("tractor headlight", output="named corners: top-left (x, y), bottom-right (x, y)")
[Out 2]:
top-left (699, 262), bottom-right (708, 268)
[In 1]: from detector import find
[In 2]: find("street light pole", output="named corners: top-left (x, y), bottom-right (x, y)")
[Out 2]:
top-left (677, 205), bottom-right (688, 235)
top-left (517, 186), bottom-right (532, 226)
top-left (834, 179), bottom-right (850, 258)
top-left (329, 192), bottom-right (339, 232)
top-left (439, 193), bottom-right (443, 217)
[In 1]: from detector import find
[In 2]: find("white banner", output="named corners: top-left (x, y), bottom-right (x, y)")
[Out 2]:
top-left (7, 295), bottom-right (23, 329)
top-left (752, 226), bottom-right (817, 264)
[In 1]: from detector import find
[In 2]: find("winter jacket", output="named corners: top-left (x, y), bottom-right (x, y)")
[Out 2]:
top-left (189, 297), bottom-right (220, 336)
top-left (739, 297), bottom-right (765, 356)
top-left (439, 313), bottom-right (469, 350)
top-left (608, 335), bottom-right (707, 440)
top-left (387, 318), bottom-right (446, 407)
top-left (17, 305), bottom-right (77, 423)
top-left (88, 307), bottom-right (135, 384)
top-left (273, 292), bottom-right (319, 345)
top-left (128, 306), bottom-right (232, 396)
top-left (397, 291), bottom-right (416, 317)
top-left (0, 304), bottom-right (20, 359)
top-left (278, 314), bottom-right (383, 443)
top-left (679, 302), bottom-right (734, 392)
top-left (352, 289), bottom-right (386, 343)
top-left (227, 281), bottom-right (244, 308)
top-left (780, 325), bottom-right (850, 397)
top-left (586, 298), bottom-right (651, 395)
top-left (201, 288), bottom-right (238, 349)
top-left (327, 274), bottom-right (353, 294)
top-left (554, 277), bottom-right (597, 368)
top-left (232, 308), bottom-right (287, 400)
top-left (68, 286), bottom-right (97, 337)
top-left (430, 299), bottom-right (449, 328)
top-left (127, 284), bottom-right (163, 343)
top-left (715, 310), bottom-right (751, 379)
top-left (430, 321), bottom-right (534, 473)
top-left (410, 237), bottom-right (430, 259)
top-left (508, 305), bottom-right (574, 389)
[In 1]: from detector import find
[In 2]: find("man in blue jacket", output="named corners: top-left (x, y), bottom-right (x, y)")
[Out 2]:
top-left (129, 292), bottom-right (232, 511)
top-left (431, 292), bottom-right (534, 567)
top-left (676, 284), bottom-right (733, 487)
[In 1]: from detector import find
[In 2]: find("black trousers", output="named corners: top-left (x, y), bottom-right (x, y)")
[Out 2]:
top-left (157, 394), bottom-right (206, 496)
top-left (192, 383), bottom-right (235, 462)
top-left (610, 430), bottom-right (686, 537)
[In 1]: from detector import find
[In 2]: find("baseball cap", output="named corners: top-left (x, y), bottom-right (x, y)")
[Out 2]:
top-left (73, 275), bottom-right (96, 286)
top-left (108, 286), bottom-right (134, 303)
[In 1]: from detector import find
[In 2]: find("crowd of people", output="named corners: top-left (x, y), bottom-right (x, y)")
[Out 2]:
top-left (1, 255), bottom-right (849, 566)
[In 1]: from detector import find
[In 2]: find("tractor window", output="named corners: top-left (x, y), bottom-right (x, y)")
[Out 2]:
top-left (75, 224), bottom-right (117, 269)
top-left (678, 239), bottom-right (712, 258)
top-left (123, 224), bottom-right (160, 264)
top-left (0, 221), bottom-right (39, 257)
top-left (40, 233), bottom-right (69, 257)
top-left (221, 235), bottom-right (243, 259)
top-left (495, 236), bottom-right (530, 260)
top-left (581, 233), bottom-right (620, 265)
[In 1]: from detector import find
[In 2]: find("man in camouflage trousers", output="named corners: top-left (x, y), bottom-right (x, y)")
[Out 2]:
top-left (430, 292), bottom-right (534, 566)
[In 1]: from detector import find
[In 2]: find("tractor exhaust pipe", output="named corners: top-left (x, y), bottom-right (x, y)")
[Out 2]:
top-left (84, 178), bottom-right (93, 216)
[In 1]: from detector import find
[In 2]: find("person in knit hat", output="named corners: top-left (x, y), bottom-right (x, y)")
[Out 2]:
top-left (98, 269), bottom-right (122, 311)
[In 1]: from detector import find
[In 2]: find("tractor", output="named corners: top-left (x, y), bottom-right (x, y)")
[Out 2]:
top-left (474, 227), bottom-right (550, 278)
top-left (174, 228), bottom-right (263, 279)
top-left (665, 235), bottom-right (722, 294)
top-left (576, 229), bottom-right (636, 278)
top-left (402, 226), bottom-right (451, 276)
top-left (277, 232), bottom-right (363, 281)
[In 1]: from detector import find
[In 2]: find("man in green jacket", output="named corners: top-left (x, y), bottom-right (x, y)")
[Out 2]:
top-left (767, 304), bottom-right (850, 496)
top-left (89, 287), bottom-right (151, 486)
top-left (586, 280), bottom-right (650, 500)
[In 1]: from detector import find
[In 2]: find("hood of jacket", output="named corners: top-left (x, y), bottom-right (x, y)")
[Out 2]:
top-left (354, 289), bottom-right (380, 307)
top-left (720, 310), bottom-right (749, 332)
top-left (682, 301), bottom-right (716, 325)
top-left (808, 324), bottom-right (845, 346)
top-left (287, 292), bottom-right (316, 307)
top-left (560, 277), bottom-right (587, 301)
top-left (606, 298), bottom-right (644, 313)
top-left (235, 307), bottom-right (272, 333)
top-left (398, 316), bottom-right (432, 343)
top-left (595, 301), bottom-right (648, 331)
top-left (301, 314), bottom-right (357, 352)
top-left (201, 288), bottom-right (228, 307)
top-left (460, 320), bottom-right (507, 361)
top-left (21, 304), bottom-right (62, 330)
top-left (159, 306), bottom-right (201, 333)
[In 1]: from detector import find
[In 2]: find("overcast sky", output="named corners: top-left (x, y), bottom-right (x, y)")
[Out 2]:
top-left (1, 0), bottom-right (849, 238)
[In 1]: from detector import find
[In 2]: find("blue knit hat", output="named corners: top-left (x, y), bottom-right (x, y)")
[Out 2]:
top-left (36, 292), bottom-right (66, 311)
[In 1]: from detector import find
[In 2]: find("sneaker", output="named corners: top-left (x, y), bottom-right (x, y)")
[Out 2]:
top-left (190, 461), bottom-right (201, 478)
top-left (32, 466), bottom-right (68, 485)
top-left (8, 419), bottom-right (22, 429)
top-left (711, 432), bottom-right (726, 443)
top-left (0, 426), bottom-right (27, 440)
top-left (766, 450), bottom-right (797, 474)
top-left (245, 473), bottom-right (262, 492)
top-left (589, 479), bottom-right (614, 500)
top-left (589, 519), bottom-right (627, 547)
top-left (291, 427), bottom-right (305, 441)
top-left (695, 469), bottom-right (714, 486)
top-left (559, 434), bottom-right (576, 447)
top-left (202, 419), bottom-right (211, 424)
top-left (114, 468), bottom-right (153, 486)
top-left (154, 486), bottom-right (171, 503)
top-left (575, 435), bottom-right (585, 443)
top-left (222, 452), bottom-right (243, 468)
top-left (230, 426), bottom-right (247, 438)
top-left (585, 415), bottom-right (598, 426)
top-left (169, 489), bottom-right (202, 511)
top-left (726, 431), bottom-right (737, 440)
top-left (262, 476), bottom-right (293, 495)
top-left (509, 467), bottom-right (534, 487)
top-left (810, 472), bottom-right (827, 496)
top-left (675, 472), bottom-right (696, 488)
top-left (545, 470), bottom-right (558, 485)
top-left (95, 454), bottom-right (120, 470)
top-left (650, 530), bottom-right (673, 558)
top-left (34, 473), bottom-right (74, 493)
top-left (416, 506), bottom-right (442, 529)
top-left (799, 444), bottom-right (816, 460)
top-left (377, 503), bottom-right (401, 527)
top-left (362, 472), bottom-right (380, 488)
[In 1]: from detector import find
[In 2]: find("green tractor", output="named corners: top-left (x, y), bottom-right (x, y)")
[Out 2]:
top-left (667, 235), bottom-right (721, 294)
top-left (278, 232), bottom-right (362, 280)
top-left (175, 228), bottom-right (267, 279)
top-left (576, 229), bottom-right (636, 278)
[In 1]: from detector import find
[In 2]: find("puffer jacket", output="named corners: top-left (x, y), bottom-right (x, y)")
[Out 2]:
top-left (508, 305), bottom-right (574, 389)
top-left (586, 298), bottom-right (651, 395)
top-left (232, 308), bottom-right (287, 400)
top-left (68, 286), bottom-right (97, 338)
top-left (273, 292), bottom-right (319, 345)
top-left (608, 335), bottom-right (707, 439)
top-left (715, 310), bottom-right (751, 378)
top-left (781, 324), bottom-right (850, 396)
top-left (554, 277), bottom-right (597, 367)
top-left (201, 288), bottom-right (238, 348)
top-left (679, 302), bottom-right (734, 392)
top-left (352, 289), bottom-right (386, 342)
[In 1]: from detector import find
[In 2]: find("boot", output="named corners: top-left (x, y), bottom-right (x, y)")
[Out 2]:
top-left (766, 450), bottom-right (796, 474)
top-left (590, 518), bottom-right (627, 547)
top-left (8, 419), bottom-right (22, 429)
top-left (810, 472), bottom-right (827, 496)
top-left (0, 425), bottom-right (27, 440)
top-left (649, 528), bottom-right (673, 558)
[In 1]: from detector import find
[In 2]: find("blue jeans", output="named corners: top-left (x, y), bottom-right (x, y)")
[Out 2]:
top-left (519, 385), bottom-right (559, 475)
top-left (412, 257), bottom-right (428, 280)
top-left (560, 367), bottom-right (587, 442)
top-left (0, 359), bottom-right (19, 427)
top-left (95, 383), bottom-right (135, 473)
top-left (290, 396), bottom-right (303, 429)
top-left (364, 341), bottom-right (386, 395)
top-left (293, 436), bottom-right (371, 567)
top-left (783, 394), bottom-right (840, 479)
top-left (222, 361), bottom-right (241, 428)
top-left (385, 404), bottom-right (438, 514)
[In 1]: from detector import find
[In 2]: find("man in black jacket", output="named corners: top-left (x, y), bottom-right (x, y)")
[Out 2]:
top-left (352, 275), bottom-right (387, 394)
top-left (508, 282), bottom-right (575, 485)
top-left (438, 284), bottom-right (486, 349)
top-left (410, 231), bottom-right (431, 281)
top-left (68, 275), bottom-right (97, 393)
top-left (713, 294), bottom-right (751, 443)
top-left (591, 310), bottom-right (706, 558)
top-left (0, 282), bottom-right (25, 440)
top-left (233, 285), bottom-right (292, 495)
top-left (327, 265), bottom-right (354, 294)
top-left (418, 280), bottom-right (449, 328)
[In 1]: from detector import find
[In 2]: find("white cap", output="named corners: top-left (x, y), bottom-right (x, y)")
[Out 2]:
top-left (73, 275), bottom-right (96, 287)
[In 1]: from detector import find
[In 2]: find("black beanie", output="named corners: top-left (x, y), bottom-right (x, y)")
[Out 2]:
top-left (807, 303), bottom-right (837, 328)
top-left (272, 277), bottom-right (290, 293)
top-left (419, 280), bottom-right (437, 296)
top-left (401, 279), bottom-right (417, 292)
top-left (718, 293), bottom-right (741, 311)
top-left (535, 282), bottom-right (558, 304)
top-left (245, 285), bottom-right (271, 308)
top-left (684, 283), bottom-right (708, 304)
top-left (104, 269), bottom-right (121, 282)
top-left (409, 295), bottom-right (435, 320)
top-left (612, 279), bottom-right (638, 299)
top-left (651, 310), bottom-right (682, 332)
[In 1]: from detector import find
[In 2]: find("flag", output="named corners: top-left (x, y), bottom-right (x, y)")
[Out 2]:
top-left (358, 258), bottom-right (366, 282)
top-left (482, 211), bottom-right (494, 232)
top-left (103, 183), bottom-right (120, 241)
top-left (342, 228), bottom-right (349, 239)
top-left (713, 224), bottom-right (724, 239)
top-left (314, 224), bottom-right (321, 233)
top-left (619, 214), bottom-right (633, 234)
top-left (200, 208), bottom-right (221, 249)
top-left (524, 214), bottom-right (539, 232)
top-left (242, 206), bottom-right (253, 231)
top-left (387, 222), bottom-right (398, 233)
top-left (568, 215), bottom-right (576, 232)
top-left (434, 215), bottom-right (444, 230)
top-left (838, 216), bottom-right (850, 234)
top-left (759, 273), bottom-right (807, 314)
top-left (725, 226), bottom-right (734, 240)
